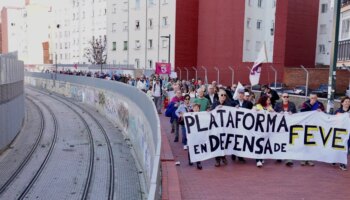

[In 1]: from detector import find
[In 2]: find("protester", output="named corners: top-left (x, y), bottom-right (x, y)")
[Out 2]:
top-left (152, 78), bottom-right (163, 114)
top-left (274, 93), bottom-right (297, 166)
top-left (231, 88), bottom-right (254, 163)
top-left (205, 84), bottom-right (219, 105)
top-left (261, 85), bottom-right (280, 107)
top-left (254, 95), bottom-right (274, 167)
top-left (334, 96), bottom-right (350, 171)
top-left (193, 88), bottom-right (210, 112)
top-left (300, 93), bottom-right (325, 166)
top-left (243, 92), bottom-right (254, 109)
top-left (175, 94), bottom-right (192, 150)
top-left (137, 76), bottom-right (147, 92)
top-left (188, 103), bottom-right (203, 170)
top-left (170, 90), bottom-right (184, 142)
top-left (210, 89), bottom-right (236, 167)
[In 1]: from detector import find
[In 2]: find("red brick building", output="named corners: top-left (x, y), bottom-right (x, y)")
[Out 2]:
top-left (175, 0), bottom-right (321, 86)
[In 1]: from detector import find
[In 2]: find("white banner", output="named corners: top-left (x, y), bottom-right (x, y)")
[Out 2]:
top-left (184, 106), bottom-right (350, 164)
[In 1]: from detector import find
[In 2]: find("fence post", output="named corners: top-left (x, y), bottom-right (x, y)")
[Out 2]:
top-left (269, 65), bottom-right (277, 90)
top-left (214, 66), bottom-right (219, 84)
top-left (184, 67), bottom-right (189, 81)
top-left (228, 66), bottom-right (234, 86)
top-left (200, 66), bottom-right (208, 85)
top-left (192, 66), bottom-right (197, 81)
top-left (178, 68), bottom-right (182, 80)
top-left (300, 65), bottom-right (309, 99)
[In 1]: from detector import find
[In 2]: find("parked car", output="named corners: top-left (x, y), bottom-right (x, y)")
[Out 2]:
top-left (313, 84), bottom-right (328, 98)
top-left (251, 84), bottom-right (262, 91)
top-left (269, 82), bottom-right (287, 93)
top-left (293, 85), bottom-right (311, 96)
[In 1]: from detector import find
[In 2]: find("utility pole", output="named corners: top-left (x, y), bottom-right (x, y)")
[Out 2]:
top-left (327, 0), bottom-right (341, 114)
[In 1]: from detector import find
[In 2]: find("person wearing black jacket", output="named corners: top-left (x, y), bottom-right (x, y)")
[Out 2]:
top-left (210, 89), bottom-right (236, 167)
top-left (261, 85), bottom-right (280, 107)
top-left (205, 84), bottom-right (219, 105)
top-left (231, 89), bottom-right (252, 163)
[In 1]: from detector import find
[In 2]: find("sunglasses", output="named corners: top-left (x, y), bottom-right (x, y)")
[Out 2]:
top-left (220, 94), bottom-right (227, 97)
top-left (282, 96), bottom-right (289, 98)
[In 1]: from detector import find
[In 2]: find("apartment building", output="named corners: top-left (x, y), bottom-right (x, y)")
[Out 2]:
top-left (107, 0), bottom-right (176, 69)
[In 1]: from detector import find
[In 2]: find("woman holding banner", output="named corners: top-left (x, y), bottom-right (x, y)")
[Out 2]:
top-left (210, 89), bottom-right (236, 167)
top-left (175, 94), bottom-right (192, 150)
top-left (335, 96), bottom-right (350, 171)
top-left (254, 95), bottom-right (275, 167)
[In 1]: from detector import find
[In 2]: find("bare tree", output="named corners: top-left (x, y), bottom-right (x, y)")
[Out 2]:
top-left (84, 35), bottom-right (107, 73)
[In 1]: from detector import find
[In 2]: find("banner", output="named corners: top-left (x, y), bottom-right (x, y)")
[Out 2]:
top-left (155, 62), bottom-right (171, 74)
top-left (184, 106), bottom-right (350, 164)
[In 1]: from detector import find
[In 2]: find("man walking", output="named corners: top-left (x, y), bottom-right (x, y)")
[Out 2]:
top-left (153, 78), bottom-right (163, 114)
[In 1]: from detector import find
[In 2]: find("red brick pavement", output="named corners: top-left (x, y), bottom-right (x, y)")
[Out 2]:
top-left (159, 114), bottom-right (350, 200)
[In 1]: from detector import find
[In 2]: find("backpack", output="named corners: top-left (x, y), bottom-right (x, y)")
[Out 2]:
top-left (165, 102), bottom-right (176, 117)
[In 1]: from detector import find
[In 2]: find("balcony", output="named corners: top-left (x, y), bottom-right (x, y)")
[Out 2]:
top-left (342, 0), bottom-right (350, 7)
top-left (338, 39), bottom-right (350, 61)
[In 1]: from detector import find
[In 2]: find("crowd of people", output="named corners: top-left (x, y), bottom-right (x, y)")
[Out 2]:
top-left (46, 69), bottom-right (350, 171)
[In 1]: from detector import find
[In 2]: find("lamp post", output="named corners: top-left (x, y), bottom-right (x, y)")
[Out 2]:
top-left (54, 24), bottom-right (60, 86)
top-left (327, 0), bottom-right (341, 114)
top-left (160, 34), bottom-right (171, 64)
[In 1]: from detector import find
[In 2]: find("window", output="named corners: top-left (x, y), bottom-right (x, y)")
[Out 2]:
top-left (341, 18), bottom-right (350, 40)
top-left (273, 0), bottom-right (276, 8)
top-left (148, 18), bottom-right (153, 29)
top-left (135, 20), bottom-right (140, 30)
top-left (255, 41), bottom-right (262, 52)
top-left (123, 1), bottom-right (128, 11)
top-left (248, 0), bottom-right (253, 6)
top-left (123, 41), bottom-right (128, 50)
top-left (112, 4), bottom-right (117, 14)
top-left (257, 20), bottom-right (263, 30)
top-left (149, 0), bottom-right (155, 6)
top-left (162, 17), bottom-right (168, 27)
top-left (148, 60), bottom-right (153, 68)
top-left (135, 0), bottom-right (140, 9)
top-left (135, 58), bottom-right (140, 68)
top-left (258, 0), bottom-right (263, 8)
top-left (245, 40), bottom-right (250, 51)
top-left (246, 18), bottom-right (251, 29)
top-left (320, 24), bottom-right (327, 34)
top-left (162, 0), bottom-right (168, 5)
top-left (162, 39), bottom-right (168, 48)
top-left (112, 42), bottom-right (116, 51)
top-left (82, 11), bottom-right (85, 19)
top-left (135, 40), bottom-right (141, 49)
top-left (123, 21), bottom-right (128, 31)
top-left (321, 3), bottom-right (328, 13)
top-left (318, 44), bottom-right (326, 54)
top-left (112, 23), bottom-right (117, 32)
top-left (148, 39), bottom-right (153, 49)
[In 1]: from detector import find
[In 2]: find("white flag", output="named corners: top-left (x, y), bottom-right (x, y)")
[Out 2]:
top-left (249, 43), bottom-right (267, 86)
top-left (232, 82), bottom-right (244, 100)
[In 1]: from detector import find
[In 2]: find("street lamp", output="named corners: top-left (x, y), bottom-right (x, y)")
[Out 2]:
top-left (160, 34), bottom-right (171, 64)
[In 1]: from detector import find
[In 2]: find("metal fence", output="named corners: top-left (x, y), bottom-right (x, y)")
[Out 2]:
top-left (0, 53), bottom-right (25, 151)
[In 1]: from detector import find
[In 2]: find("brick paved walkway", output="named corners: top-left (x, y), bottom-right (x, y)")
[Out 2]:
top-left (159, 114), bottom-right (350, 200)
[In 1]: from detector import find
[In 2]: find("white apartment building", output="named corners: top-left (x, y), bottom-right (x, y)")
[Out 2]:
top-left (1, 3), bottom-right (50, 64)
top-left (51, 0), bottom-right (107, 64)
top-left (107, 0), bottom-right (176, 69)
top-left (242, 0), bottom-right (276, 63)
top-left (315, 0), bottom-right (334, 66)
top-left (337, 1), bottom-right (350, 66)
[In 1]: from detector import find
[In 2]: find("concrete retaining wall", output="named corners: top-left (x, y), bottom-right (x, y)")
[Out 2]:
top-left (0, 53), bottom-right (24, 151)
top-left (24, 72), bottom-right (161, 200)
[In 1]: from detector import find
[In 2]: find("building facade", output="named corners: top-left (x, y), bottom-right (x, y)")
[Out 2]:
top-left (337, 0), bottom-right (350, 67)
top-left (50, 0), bottom-right (107, 65)
top-left (107, 0), bottom-right (176, 69)
top-left (315, 0), bottom-right (333, 66)
top-left (1, 2), bottom-right (51, 64)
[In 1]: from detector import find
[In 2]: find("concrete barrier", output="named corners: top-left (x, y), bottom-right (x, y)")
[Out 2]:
top-left (25, 72), bottom-right (161, 200)
top-left (0, 53), bottom-right (24, 152)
